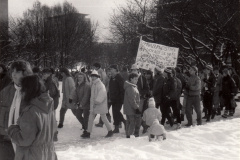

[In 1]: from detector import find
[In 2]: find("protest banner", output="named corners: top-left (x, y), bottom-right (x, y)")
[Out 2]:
top-left (135, 38), bottom-right (179, 70)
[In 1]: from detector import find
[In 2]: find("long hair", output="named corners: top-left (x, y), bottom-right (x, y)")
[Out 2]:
top-left (75, 72), bottom-right (89, 86)
top-left (9, 60), bottom-right (33, 76)
top-left (21, 75), bottom-right (43, 103)
top-left (59, 67), bottom-right (71, 77)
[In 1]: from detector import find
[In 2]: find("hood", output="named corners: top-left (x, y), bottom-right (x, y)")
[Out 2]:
top-left (124, 81), bottom-right (137, 90)
top-left (30, 93), bottom-right (53, 113)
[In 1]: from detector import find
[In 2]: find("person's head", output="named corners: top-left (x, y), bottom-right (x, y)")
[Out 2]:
top-left (222, 65), bottom-right (229, 76)
top-left (0, 64), bottom-right (8, 74)
top-left (154, 66), bottom-right (164, 75)
top-left (90, 70), bottom-right (100, 81)
top-left (109, 64), bottom-right (119, 76)
top-left (93, 63), bottom-right (101, 70)
top-left (175, 67), bottom-right (181, 74)
top-left (32, 67), bottom-right (41, 75)
top-left (59, 68), bottom-right (71, 77)
top-left (75, 72), bottom-right (88, 85)
top-left (21, 75), bottom-right (43, 103)
top-left (10, 60), bottom-right (33, 86)
top-left (128, 72), bottom-right (139, 85)
top-left (148, 97), bottom-right (155, 108)
top-left (189, 66), bottom-right (198, 76)
top-left (171, 68), bottom-right (176, 77)
top-left (163, 68), bottom-right (172, 78)
top-left (106, 68), bottom-right (112, 78)
top-left (203, 65), bottom-right (213, 75)
top-left (42, 68), bottom-right (52, 80)
top-left (228, 67), bottom-right (236, 75)
top-left (145, 70), bottom-right (153, 80)
top-left (130, 64), bottom-right (139, 74)
top-left (81, 67), bottom-right (86, 73)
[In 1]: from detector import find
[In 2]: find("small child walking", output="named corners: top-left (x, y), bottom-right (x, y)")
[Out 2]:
top-left (142, 98), bottom-right (166, 141)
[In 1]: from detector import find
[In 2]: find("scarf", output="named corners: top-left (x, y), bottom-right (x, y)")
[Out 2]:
top-left (8, 84), bottom-right (22, 152)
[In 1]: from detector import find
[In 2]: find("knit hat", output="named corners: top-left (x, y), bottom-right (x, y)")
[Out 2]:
top-left (164, 68), bottom-right (172, 74)
top-left (148, 98), bottom-right (155, 108)
top-left (109, 64), bottom-right (119, 71)
top-left (90, 70), bottom-right (100, 77)
top-left (131, 64), bottom-right (139, 70)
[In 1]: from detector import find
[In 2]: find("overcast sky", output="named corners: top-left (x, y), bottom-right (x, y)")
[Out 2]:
top-left (8, 0), bottom-right (127, 41)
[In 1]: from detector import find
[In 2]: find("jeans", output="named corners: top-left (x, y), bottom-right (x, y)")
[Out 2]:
top-left (87, 113), bottom-right (112, 133)
top-left (126, 114), bottom-right (142, 136)
top-left (186, 95), bottom-right (202, 125)
top-left (72, 108), bottom-right (90, 130)
top-left (112, 103), bottom-right (125, 126)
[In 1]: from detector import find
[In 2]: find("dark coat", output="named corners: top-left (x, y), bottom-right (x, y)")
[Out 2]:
top-left (162, 76), bottom-right (177, 100)
top-left (152, 73), bottom-right (165, 104)
top-left (221, 75), bottom-right (238, 98)
top-left (44, 75), bottom-right (60, 110)
top-left (8, 93), bottom-right (57, 160)
top-left (0, 83), bottom-right (26, 138)
top-left (137, 75), bottom-right (150, 98)
top-left (109, 73), bottom-right (125, 104)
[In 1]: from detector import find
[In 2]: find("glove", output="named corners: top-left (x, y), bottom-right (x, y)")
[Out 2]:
top-left (69, 99), bottom-right (72, 103)
top-left (135, 109), bottom-right (141, 115)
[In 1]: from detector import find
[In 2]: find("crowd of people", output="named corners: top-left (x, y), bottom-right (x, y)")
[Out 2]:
top-left (0, 60), bottom-right (239, 160)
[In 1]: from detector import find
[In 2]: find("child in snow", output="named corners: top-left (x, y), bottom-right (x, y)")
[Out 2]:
top-left (142, 98), bottom-right (166, 141)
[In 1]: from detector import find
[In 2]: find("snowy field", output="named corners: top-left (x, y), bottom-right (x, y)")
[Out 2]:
top-left (55, 82), bottom-right (240, 160)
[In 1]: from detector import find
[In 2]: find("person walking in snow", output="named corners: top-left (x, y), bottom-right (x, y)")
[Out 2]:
top-left (58, 68), bottom-right (76, 128)
top-left (8, 75), bottom-right (57, 160)
top-left (81, 70), bottom-right (113, 138)
top-left (123, 73), bottom-right (141, 138)
top-left (142, 98), bottom-right (162, 134)
top-left (0, 60), bottom-right (33, 160)
top-left (221, 66), bottom-right (238, 118)
top-left (70, 72), bottom-right (91, 136)
top-left (109, 64), bottom-right (126, 133)
top-left (148, 119), bottom-right (167, 142)
top-left (185, 66), bottom-right (202, 127)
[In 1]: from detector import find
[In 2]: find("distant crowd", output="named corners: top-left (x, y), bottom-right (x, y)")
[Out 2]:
top-left (0, 60), bottom-right (239, 160)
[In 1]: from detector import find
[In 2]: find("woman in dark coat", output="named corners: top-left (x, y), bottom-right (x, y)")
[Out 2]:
top-left (0, 63), bottom-right (11, 91)
top-left (8, 75), bottom-right (57, 160)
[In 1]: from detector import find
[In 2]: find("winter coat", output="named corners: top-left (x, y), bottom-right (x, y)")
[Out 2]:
top-left (97, 68), bottom-right (108, 86)
top-left (90, 78), bottom-right (108, 114)
top-left (70, 82), bottom-right (91, 110)
top-left (0, 73), bottom-right (12, 91)
top-left (62, 76), bottom-right (76, 109)
top-left (148, 119), bottom-right (166, 138)
top-left (137, 75), bottom-right (150, 98)
top-left (162, 76), bottom-right (177, 100)
top-left (185, 75), bottom-right (201, 96)
top-left (44, 75), bottom-right (60, 110)
top-left (201, 73), bottom-right (215, 94)
top-left (0, 83), bottom-right (26, 138)
top-left (152, 73), bottom-right (165, 104)
top-left (7, 93), bottom-right (57, 160)
top-left (142, 105), bottom-right (162, 126)
top-left (123, 81), bottom-right (140, 115)
top-left (221, 75), bottom-right (238, 98)
top-left (109, 73), bottom-right (125, 104)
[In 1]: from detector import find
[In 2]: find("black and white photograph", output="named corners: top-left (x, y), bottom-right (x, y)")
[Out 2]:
top-left (0, 0), bottom-right (240, 159)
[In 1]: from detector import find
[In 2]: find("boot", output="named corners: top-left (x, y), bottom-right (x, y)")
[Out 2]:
top-left (105, 130), bottom-right (113, 138)
top-left (58, 123), bottom-right (63, 128)
top-left (181, 114), bottom-right (184, 121)
top-left (113, 125), bottom-right (119, 133)
top-left (176, 123), bottom-right (181, 129)
top-left (142, 127), bottom-right (148, 134)
top-left (126, 135), bottom-right (130, 138)
top-left (53, 131), bottom-right (58, 142)
top-left (206, 115), bottom-right (210, 122)
top-left (202, 113), bottom-right (207, 119)
top-left (81, 132), bottom-right (90, 138)
top-left (211, 109), bottom-right (216, 119)
top-left (228, 110), bottom-right (234, 117)
top-left (222, 110), bottom-right (229, 118)
top-left (216, 107), bottom-right (221, 115)
top-left (95, 118), bottom-right (103, 127)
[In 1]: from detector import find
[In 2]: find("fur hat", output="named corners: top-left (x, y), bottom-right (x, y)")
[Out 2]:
top-left (90, 70), bottom-right (100, 77)
top-left (148, 98), bottom-right (155, 108)
top-left (131, 64), bottom-right (139, 70)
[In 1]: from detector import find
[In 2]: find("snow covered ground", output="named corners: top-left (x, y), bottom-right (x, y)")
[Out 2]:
top-left (55, 83), bottom-right (240, 160)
